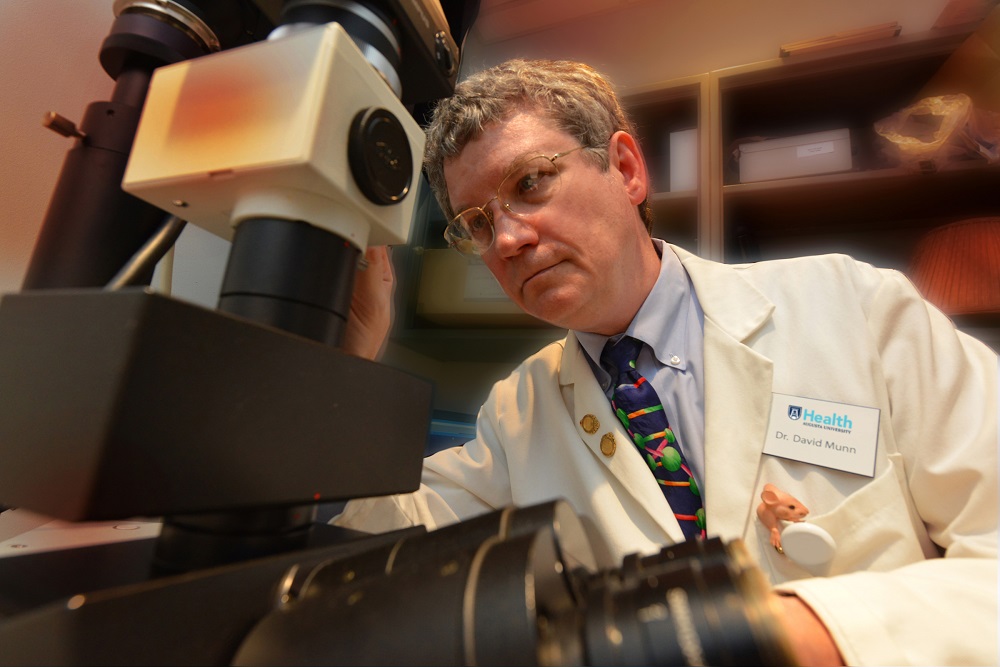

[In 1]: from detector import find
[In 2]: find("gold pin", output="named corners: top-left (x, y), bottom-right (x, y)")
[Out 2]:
top-left (600, 433), bottom-right (616, 457)
top-left (580, 414), bottom-right (600, 434)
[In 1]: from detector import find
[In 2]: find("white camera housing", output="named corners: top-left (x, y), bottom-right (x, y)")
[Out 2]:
top-left (122, 21), bottom-right (425, 250)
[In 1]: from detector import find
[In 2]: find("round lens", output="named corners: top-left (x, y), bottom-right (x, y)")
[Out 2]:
top-left (499, 155), bottom-right (561, 216)
top-left (446, 208), bottom-right (493, 255)
top-left (460, 209), bottom-right (494, 248)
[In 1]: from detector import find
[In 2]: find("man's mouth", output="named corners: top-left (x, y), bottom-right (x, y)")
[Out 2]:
top-left (521, 261), bottom-right (560, 290)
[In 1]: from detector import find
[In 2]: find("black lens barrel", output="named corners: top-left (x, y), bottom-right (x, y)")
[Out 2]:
top-left (231, 502), bottom-right (795, 666)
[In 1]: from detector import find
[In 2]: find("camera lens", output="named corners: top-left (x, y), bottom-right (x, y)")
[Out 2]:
top-left (232, 502), bottom-right (795, 666)
top-left (573, 538), bottom-right (795, 666)
top-left (272, 0), bottom-right (402, 98)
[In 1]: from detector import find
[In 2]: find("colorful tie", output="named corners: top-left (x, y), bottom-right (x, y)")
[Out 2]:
top-left (602, 336), bottom-right (705, 540)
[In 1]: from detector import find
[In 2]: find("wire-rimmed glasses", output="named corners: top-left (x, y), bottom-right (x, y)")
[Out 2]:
top-left (443, 145), bottom-right (589, 256)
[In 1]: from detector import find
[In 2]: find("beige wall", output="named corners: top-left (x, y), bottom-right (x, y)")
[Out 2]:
top-left (0, 1), bottom-right (115, 293)
top-left (461, 0), bottom-right (955, 89)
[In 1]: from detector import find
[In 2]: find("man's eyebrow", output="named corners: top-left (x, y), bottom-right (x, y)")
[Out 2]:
top-left (452, 149), bottom-right (538, 213)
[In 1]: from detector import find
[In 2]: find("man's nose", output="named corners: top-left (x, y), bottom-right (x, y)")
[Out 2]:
top-left (488, 202), bottom-right (537, 257)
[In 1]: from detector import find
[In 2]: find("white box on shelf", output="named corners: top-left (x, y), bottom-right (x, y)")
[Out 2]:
top-left (668, 128), bottom-right (698, 192)
top-left (738, 128), bottom-right (852, 183)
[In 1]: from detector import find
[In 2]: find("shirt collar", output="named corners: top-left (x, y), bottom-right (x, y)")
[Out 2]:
top-left (576, 239), bottom-right (694, 371)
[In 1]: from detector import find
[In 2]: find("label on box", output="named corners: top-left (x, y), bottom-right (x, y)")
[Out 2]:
top-left (797, 141), bottom-right (835, 158)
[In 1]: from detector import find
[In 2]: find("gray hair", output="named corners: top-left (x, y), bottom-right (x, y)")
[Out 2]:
top-left (422, 58), bottom-right (651, 231)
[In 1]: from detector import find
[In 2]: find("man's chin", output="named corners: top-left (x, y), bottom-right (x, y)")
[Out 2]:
top-left (521, 293), bottom-right (582, 330)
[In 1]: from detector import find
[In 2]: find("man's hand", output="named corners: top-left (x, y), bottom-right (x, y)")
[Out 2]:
top-left (773, 593), bottom-right (845, 666)
top-left (341, 245), bottom-right (395, 361)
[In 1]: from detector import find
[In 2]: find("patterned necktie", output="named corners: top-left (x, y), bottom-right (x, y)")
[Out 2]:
top-left (602, 336), bottom-right (705, 540)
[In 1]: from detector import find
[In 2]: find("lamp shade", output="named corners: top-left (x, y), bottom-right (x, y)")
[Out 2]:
top-left (908, 217), bottom-right (1000, 317)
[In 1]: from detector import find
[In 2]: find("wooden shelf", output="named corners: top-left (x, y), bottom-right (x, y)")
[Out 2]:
top-left (724, 161), bottom-right (1000, 230)
top-left (722, 161), bottom-right (1000, 268)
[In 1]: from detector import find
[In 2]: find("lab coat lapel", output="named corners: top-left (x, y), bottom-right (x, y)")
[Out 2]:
top-left (674, 247), bottom-right (776, 542)
top-left (561, 333), bottom-right (686, 543)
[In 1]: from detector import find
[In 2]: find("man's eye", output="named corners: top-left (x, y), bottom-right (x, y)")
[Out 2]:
top-left (516, 167), bottom-right (556, 198)
top-left (469, 216), bottom-right (488, 233)
top-left (465, 209), bottom-right (492, 236)
top-left (518, 171), bottom-right (541, 193)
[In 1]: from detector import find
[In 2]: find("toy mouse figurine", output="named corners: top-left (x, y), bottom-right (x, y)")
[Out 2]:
top-left (756, 483), bottom-right (810, 553)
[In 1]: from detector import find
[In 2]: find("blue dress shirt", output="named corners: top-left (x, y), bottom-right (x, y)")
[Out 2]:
top-left (575, 239), bottom-right (707, 491)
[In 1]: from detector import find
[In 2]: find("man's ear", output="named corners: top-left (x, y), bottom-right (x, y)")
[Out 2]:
top-left (609, 130), bottom-right (649, 207)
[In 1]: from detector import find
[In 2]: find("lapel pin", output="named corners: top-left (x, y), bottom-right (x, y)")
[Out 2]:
top-left (580, 414), bottom-right (600, 434)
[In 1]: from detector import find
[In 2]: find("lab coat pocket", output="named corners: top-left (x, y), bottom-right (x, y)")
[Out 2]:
top-left (806, 453), bottom-right (929, 575)
top-left (762, 453), bottom-right (929, 580)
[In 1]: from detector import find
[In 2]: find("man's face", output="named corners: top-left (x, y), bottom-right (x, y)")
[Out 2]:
top-left (443, 109), bottom-right (658, 335)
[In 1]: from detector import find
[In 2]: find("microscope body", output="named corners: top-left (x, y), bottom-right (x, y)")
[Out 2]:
top-left (0, 0), bottom-right (448, 564)
top-left (122, 20), bottom-right (425, 250)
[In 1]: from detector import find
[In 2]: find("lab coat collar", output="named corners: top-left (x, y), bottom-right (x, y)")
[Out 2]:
top-left (673, 245), bottom-right (777, 541)
top-left (670, 245), bottom-right (774, 342)
top-left (559, 244), bottom-right (778, 543)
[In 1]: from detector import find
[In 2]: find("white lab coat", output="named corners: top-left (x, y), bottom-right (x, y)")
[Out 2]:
top-left (336, 246), bottom-right (998, 666)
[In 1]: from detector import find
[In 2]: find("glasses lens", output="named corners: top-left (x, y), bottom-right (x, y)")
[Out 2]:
top-left (446, 208), bottom-right (493, 255)
top-left (499, 155), bottom-right (562, 216)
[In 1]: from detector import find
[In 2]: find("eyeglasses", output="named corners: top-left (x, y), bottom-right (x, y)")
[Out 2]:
top-left (443, 145), bottom-right (589, 256)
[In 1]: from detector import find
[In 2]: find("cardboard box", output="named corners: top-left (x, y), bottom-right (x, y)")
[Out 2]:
top-left (416, 250), bottom-right (549, 327)
top-left (738, 128), bottom-right (852, 183)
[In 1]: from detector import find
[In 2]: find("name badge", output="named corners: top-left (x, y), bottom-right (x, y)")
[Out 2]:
top-left (763, 393), bottom-right (879, 477)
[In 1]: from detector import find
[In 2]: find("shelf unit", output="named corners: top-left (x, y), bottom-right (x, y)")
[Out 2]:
top-left (622, 27), bottom-right (1000, 271)
top-left (624, 73), bottom-right (711, 257)
top-left (707, 28), bottom-right (999, 271)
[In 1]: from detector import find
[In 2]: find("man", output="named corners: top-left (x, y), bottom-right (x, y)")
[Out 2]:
top-left (338, 59), bottom-right (998, 666)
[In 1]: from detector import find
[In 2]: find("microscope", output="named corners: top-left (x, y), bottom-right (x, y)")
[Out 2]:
top-left (0, 1), bottom-right (797, 664)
